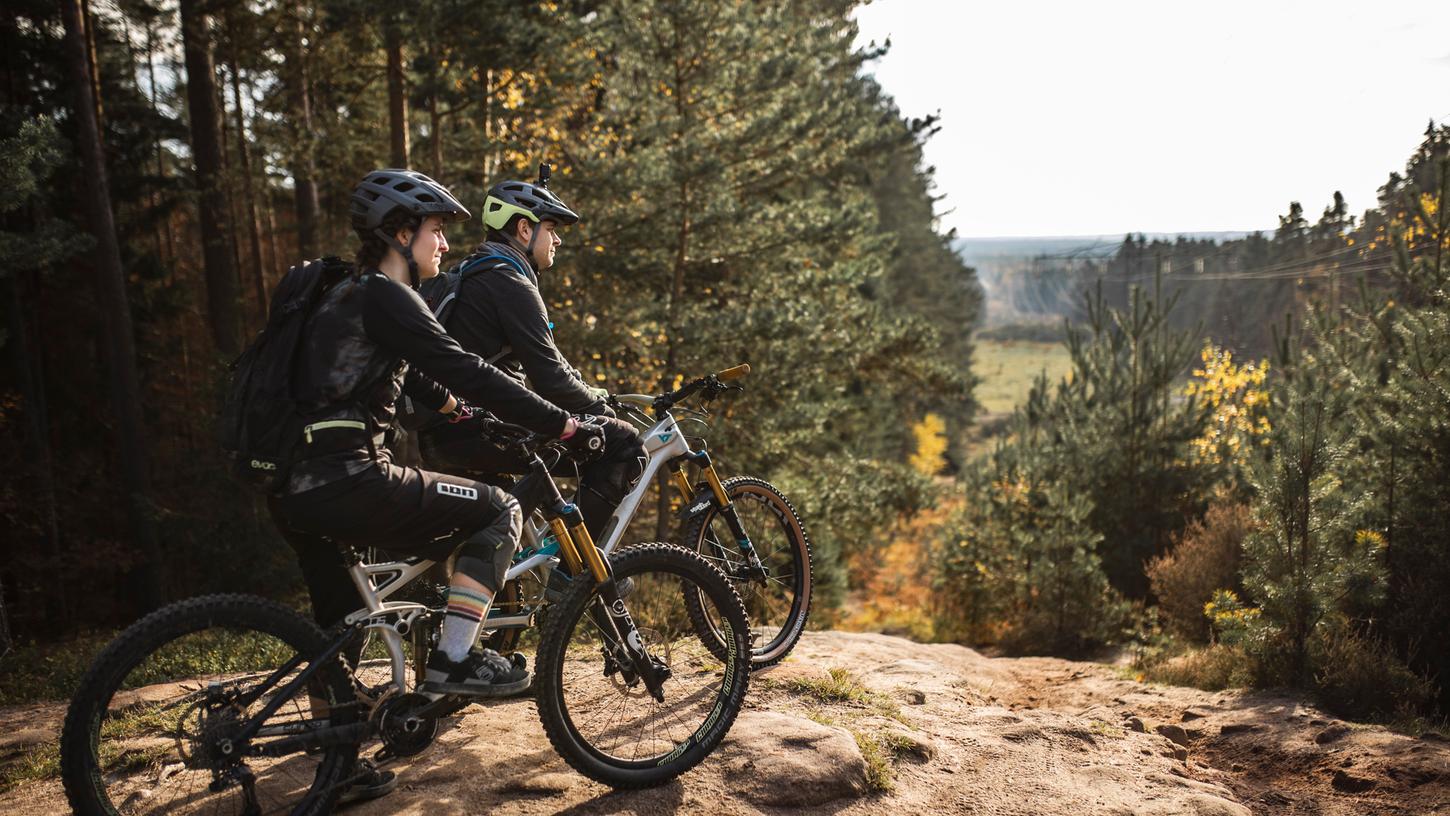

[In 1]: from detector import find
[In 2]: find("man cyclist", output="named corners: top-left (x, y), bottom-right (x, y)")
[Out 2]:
top-left (418, 169), bottom-right (645, 544)
top-left (268, 169), bottom-right (605, 712)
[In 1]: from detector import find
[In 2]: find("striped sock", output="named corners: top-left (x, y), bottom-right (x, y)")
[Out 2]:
top-left (438, 586), bottom-right (492, 662)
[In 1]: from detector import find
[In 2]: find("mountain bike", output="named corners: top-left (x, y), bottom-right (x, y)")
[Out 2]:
top-left (605, 364), bottom-right (813, 670)
top-left (59, 430), bottom-right (752, 815)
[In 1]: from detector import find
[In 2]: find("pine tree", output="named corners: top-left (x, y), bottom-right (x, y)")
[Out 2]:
top-left (1240, 328), bottom-right (1379, 685)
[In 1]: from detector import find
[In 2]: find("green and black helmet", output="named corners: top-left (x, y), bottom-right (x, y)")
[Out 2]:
top-left (482, 169), bottom-right (580, 232)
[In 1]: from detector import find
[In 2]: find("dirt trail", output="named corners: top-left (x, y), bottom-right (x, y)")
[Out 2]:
top-left (3, 630), bottom-right (1447, 814)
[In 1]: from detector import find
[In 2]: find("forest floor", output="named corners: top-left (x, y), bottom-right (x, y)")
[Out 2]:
top-left (2, 629), bottom-right (1446, 815)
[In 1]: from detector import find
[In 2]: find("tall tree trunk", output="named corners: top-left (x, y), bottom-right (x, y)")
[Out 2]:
top-left (60, 0), bottom-right (165, 610)
top-left (81, 0), bottom-right (104, 130)
top-left (143, 19), bottom-right (174, 263)
top-left (217, 63), bottom-right (246, 290)
top-left (179, 0), bottom-right (242, 355)
top-left (385, 21), bottom-right (409, 168)
top-left (224, 35), bottom-right (267, 324)
top-left (263, 178), bottom-right (284, 275)
top-left (285, 0), bottom-right (320, 258)
top-left (5, 258), bottom-right (59, 554)
top-left (429, 84), bottom-right (442, 178)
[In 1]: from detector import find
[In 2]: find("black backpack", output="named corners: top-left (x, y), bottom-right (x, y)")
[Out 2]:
top-left (219, 256), bottom-right (351, 493)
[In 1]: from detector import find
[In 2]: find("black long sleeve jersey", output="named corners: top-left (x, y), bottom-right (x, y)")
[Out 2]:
top-left (286, 268), bottom-right (569, 494)
top-left (443, 241), bottom-right (607, 415)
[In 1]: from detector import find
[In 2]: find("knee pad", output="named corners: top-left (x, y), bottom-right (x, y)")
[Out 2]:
top-left (455, 495), bottom-right (522, 593)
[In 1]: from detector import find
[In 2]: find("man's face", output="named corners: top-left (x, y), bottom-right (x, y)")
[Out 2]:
top-left (518, 219), bottom-right (563, 269)
top-left (401, 215), bottom-right (449, 279)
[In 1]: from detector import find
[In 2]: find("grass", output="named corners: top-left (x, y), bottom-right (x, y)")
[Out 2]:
top-left (0, 742), bottom-right (60, 794)
top-left (787, 668), bottom-right (922, 793)
top-left (1139, 644), bottom-right (1252, 692)
top-left (785, 667), bottom-right (908, 723)
top-left (0, 632), bottom-right (116, 705)
top-left (972, 338), bottom-right (1074, 415)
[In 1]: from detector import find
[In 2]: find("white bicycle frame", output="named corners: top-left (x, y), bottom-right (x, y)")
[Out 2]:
top-left (338, 406), bottom-right (694, 694)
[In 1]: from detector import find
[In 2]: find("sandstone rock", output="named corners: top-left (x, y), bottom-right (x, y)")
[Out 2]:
top-left (1331, 769), bottom-right (1376, 793)
top-left (1315, 724), bottom-right (1352, 745)
top-left (1181, 709), bottom-right (1208, 721)
top-left (1219, 723), bottom-right (1260, 736)
top-left (897, 688), bottom-right (927, 705)
top-left (498, 772), bottom-right (576, 795)
top-left (1156, 724), bottom-right (1191, 746)
top-left (883, 727), bottom-right (936, 762)
top-left (718, 711), bottom-right (868, 807)
top-left (1127, 716), bottom-right (1147, 733)
top-left (1140, 795), bottom-right (1251, 816)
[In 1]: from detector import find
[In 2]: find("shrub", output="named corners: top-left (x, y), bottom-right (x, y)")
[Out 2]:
top-left (1315, 626), bottom-right (1434, 721)
top-left (1146, 502), bottom-right (1253, 641)
top-left (1143, 644), bottom-right (1254, 691)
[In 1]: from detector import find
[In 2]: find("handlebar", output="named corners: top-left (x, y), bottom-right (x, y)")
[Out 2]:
top-left (610, 363), bottom-right (750, 417)
top-left (475, 415), bottom-right (604, 458)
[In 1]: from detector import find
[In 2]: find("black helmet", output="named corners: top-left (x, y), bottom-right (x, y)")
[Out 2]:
top-left (482, 178), bottom-right (580, 231)
top-left (351, 169), bottom-right (469, 288)
top-left (350, 168), bottom-right (471, 235)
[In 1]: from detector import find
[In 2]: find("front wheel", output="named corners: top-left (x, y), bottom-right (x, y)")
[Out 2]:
top-left (682, 477), bottom-right (813, 669)
top-left (60, 594), bottom-right (359, 816)
top-left (533, 543), bottom-right (750, 788)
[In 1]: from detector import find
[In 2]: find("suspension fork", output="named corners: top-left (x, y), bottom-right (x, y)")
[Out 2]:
top-left (677, 452), bottom-right (767, 577)
top-left (530, 455), bottom-right (668, 701)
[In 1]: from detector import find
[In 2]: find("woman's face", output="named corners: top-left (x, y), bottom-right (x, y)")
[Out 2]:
top-left (400, 215), bottom-right (450, 279)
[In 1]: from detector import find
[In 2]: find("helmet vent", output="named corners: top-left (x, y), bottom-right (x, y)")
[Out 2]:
top-left (393, 181), bottom-right (416, 192)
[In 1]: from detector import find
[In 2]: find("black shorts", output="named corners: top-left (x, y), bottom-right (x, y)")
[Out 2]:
top-left (271, 461), bottom-right (515, 561)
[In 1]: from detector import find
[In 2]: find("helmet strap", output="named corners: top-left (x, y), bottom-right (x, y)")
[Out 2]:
top-left (502, 219), bottom-right (541, 270)
top-left (374, 226), bottom-right (421, 289)
top-left (524, 221), bottom-right (541, 260)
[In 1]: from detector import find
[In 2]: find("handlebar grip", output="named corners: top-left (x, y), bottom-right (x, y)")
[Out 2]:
top-left (716, 363), bottom-right (751, 382)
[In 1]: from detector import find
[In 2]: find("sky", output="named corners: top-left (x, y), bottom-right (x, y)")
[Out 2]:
top-left (852, 0), bottom-right (1450, 238)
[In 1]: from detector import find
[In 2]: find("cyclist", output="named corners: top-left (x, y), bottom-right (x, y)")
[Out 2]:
top-left (418, 170), bottom-right (645, 543)
top-left (267, 168), bottom-right (606, 713)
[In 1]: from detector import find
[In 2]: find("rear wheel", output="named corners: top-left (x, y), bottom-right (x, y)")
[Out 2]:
top-left (682, 477), bottom-right (812, 668)
top-left (533, 543), bottom-right (750, 788)
top-left (60, 594), bottom-right (359, 816)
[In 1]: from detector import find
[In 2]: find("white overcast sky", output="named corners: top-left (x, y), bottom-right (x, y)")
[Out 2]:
top-left (852, 0), bottom-right (1450, 238)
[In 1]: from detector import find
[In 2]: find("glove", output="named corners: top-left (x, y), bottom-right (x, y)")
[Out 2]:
top-left (560, 413), bottom-right (607, 461)
top-left (446, 400), bottom-right (478, 424)
top-left (587, 386), bottom-right (615, 417)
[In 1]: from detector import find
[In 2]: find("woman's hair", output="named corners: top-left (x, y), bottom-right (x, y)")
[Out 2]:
top-left (354, 208), bottom-right (422, 270)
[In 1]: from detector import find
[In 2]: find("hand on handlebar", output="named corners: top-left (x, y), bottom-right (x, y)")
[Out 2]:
top-left (560, 413), bottom-right (607, 461)
top-left (446, 399), bottom-right (480, 424)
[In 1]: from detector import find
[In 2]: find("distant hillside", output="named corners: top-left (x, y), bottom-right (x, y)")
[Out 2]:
top-left (957, 232), bottom-right (1258, 330)
top-left (955, 233), bottom-right (1255, 264)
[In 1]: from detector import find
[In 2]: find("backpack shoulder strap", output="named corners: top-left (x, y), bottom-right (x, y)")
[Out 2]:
top-left (459, 252), bottom-right (529, 280)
